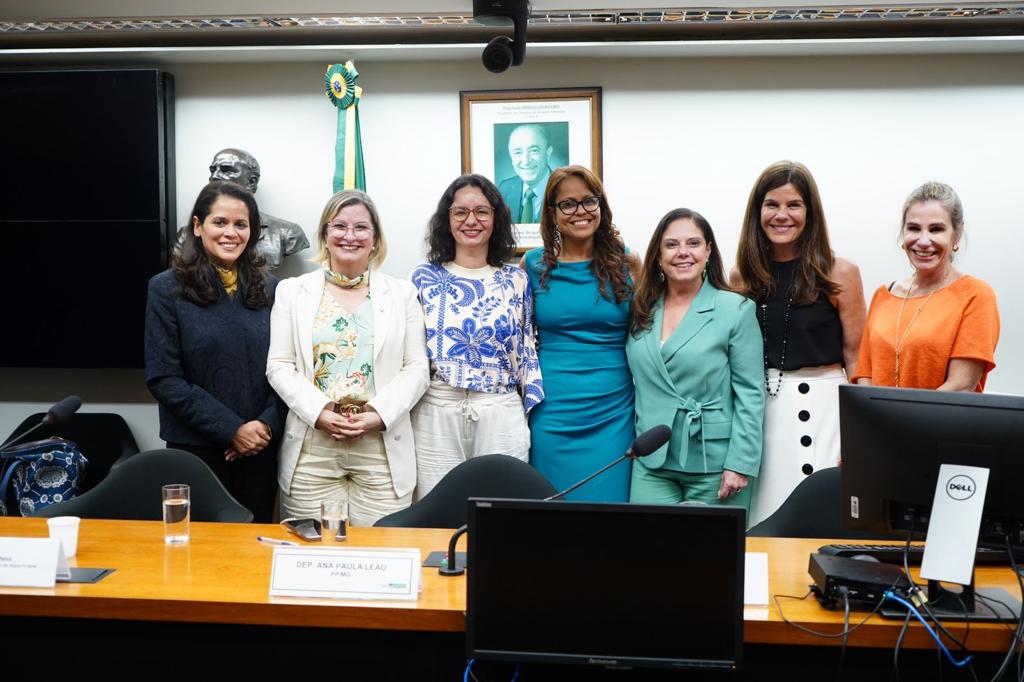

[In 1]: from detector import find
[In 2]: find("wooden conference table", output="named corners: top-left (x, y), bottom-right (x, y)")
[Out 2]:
top-left (1, 517), bottom-right (1020, 653)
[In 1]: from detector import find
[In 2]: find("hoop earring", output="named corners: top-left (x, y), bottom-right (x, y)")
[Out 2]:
top-left (658, 268), bottom-right (665, 282)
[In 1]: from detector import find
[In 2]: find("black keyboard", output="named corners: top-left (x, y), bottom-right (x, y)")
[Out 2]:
top-left (817, 543), bottom-right (1012, 566)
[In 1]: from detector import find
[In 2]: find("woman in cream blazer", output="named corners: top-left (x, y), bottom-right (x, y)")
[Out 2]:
top-left (267, 190), bottom-right (428, 526)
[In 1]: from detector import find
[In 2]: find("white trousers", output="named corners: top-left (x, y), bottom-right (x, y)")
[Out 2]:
top-left (748, 364), bottom-right (845, 527)
top-left (411, 381), bottom-right (530, 500)
top-left (280, 427), bottom-right (412, 527)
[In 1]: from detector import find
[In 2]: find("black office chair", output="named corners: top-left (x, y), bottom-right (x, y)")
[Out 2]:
top-left (4, 412), bottom-right (140, 494)
top-left (375, 455), bottom-right (557, 528)
top-left (32, 448), bottom-right (253, 523)
top-left (747, 466), bottom-right (895, 539)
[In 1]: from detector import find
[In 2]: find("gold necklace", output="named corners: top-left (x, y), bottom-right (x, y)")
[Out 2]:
top-left (893, 272), bottom-right (941, 387)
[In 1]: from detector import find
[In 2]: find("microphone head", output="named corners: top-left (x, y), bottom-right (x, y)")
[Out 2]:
top-left (45, 395), bottom-right (82, 425)
top-left (630, 424), bottom-right (672, 458)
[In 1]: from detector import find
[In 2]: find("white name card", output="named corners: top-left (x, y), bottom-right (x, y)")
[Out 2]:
top-left (0, 537), bottom-right (70, 587)
top-left (269, 546), bottom-right (421, 601)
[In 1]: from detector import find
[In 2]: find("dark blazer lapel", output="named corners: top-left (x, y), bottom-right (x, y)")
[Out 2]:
top-left (661, 281), bottom-right (717, 364)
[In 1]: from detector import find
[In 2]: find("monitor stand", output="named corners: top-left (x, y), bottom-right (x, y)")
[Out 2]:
top-left (880, 571), bottom-right (1021, 622)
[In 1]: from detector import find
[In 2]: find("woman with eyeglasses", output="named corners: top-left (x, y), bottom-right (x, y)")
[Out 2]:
top-left (266, 189), bottom-right (429, 526)
top-left (410, 175), bottom-right (544, 498)
top-left (145, 180), bottom-right (283, 523)
top-left (521, 165), bottom-right (641, 501)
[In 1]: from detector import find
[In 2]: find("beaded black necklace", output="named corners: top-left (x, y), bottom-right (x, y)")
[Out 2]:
top-left (758, 284), bottom-right (793, 398)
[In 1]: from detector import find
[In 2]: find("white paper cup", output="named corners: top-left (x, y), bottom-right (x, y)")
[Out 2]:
top-left (47, 516), bottom-right (81, 558)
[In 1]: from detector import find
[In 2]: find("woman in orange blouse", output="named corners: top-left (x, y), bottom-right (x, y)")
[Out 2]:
top-left (851, 182), bottom-right (999, 391)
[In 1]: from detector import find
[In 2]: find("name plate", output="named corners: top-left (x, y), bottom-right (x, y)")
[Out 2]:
top-left (0, 537), bottom-right (70, 587)
top-left (269, 547), bottom-right (421, 601)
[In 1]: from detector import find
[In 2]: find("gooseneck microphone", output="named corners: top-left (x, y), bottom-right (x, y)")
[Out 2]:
top-left (0, 395), bottom-right (82, 451)
top-left (545, 424), bottom-right (671, 501)
top-left (438, 425), bottom-right (673, 577)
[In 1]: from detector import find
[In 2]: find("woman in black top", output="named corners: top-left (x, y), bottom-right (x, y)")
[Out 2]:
top-left (145, 181), bottom-right (284, 522)
top-left (731, 161), bottom-right (865, 526)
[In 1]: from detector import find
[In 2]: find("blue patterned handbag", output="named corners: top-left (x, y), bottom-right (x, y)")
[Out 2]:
top-left (0, 437), bottom-right (88, 516)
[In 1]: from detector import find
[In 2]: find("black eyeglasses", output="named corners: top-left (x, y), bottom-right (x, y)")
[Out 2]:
top-left (554, 196), bottom-right (601, 216)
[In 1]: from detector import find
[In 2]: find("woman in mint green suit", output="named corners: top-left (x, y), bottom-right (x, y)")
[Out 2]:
top-left (626, 209), bottom-right (764, 513)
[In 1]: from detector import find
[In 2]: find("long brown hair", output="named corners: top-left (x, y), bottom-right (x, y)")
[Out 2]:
top-left (174, 181), bottom-right (269, 309)
top-left (734, 160), bottom-right (839, 305)
top-left (536, 165), bottom-right (631, 303)
top-left (631, 208), bottom-right (729, 336)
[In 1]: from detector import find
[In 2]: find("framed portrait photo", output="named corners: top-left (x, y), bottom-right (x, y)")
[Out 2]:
top-left (460, 87), bottom-right (602, 252)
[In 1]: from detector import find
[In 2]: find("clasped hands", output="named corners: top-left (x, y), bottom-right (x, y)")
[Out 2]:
top-left (225, 420), bottom-right (272, 462)
top-left (315, 406), bottom-right (384, 441)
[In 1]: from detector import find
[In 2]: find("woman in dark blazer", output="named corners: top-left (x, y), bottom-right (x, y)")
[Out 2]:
top-left (145, 180), bottom-right (283, 522)
top-left (626, 209), bottom-right (764, 513)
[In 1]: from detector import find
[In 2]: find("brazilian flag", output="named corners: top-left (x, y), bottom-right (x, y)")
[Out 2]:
top-left (324, 61), bottom-right (366, 192)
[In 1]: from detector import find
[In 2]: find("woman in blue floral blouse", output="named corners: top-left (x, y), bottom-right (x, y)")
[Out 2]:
top-left (410, 175), bottom-right (544, 498)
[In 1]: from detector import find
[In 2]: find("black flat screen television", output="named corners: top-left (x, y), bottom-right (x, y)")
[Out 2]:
top-left (466, 498), bottom-right (745, 671)
top-left (839, 385), bottom-right (1024, 550)
top-left (0, 68), bottom-right (175, 369)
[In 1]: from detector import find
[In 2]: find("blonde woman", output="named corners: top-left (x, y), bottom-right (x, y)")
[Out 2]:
top-left (267, 190), bottom-right (429, 526)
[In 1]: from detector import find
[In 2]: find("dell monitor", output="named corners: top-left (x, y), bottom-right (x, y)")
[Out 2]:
top-left (466, 499), bottom-right (745, 671)
top-left (840, 385), bottom-right (1024, 548)
top-left (839, 385), bottom-right (1024, 620)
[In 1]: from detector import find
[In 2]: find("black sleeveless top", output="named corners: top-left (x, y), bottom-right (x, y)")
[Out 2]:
top-left (759, 259), bottom-right (844, 369)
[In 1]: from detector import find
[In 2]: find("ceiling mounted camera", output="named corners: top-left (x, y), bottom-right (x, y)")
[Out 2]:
top-left (473, 0), bottom-right (530, 73)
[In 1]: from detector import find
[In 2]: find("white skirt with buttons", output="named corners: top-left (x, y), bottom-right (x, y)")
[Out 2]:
top-left (748, 364), bottom-right (845, 528)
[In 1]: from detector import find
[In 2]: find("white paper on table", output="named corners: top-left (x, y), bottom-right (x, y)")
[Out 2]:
top-left (0, 537), bottom-right (68, 587)
top-left (744, 552), bottom-right (770, 606)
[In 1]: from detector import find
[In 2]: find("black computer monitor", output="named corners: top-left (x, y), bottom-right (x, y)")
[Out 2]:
top-left (839, 385), bottom-right (1024, 551)
top-left (466, 499), bottom-right (745, 671)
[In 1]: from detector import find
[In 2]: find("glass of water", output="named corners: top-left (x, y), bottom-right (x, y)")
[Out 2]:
top-left (320, 499), bottom-right (348, 544)
top-left (162, 484), bottom-right (190, 545)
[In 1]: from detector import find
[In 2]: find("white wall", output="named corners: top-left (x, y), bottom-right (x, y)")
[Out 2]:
top-left (2, 52), bottom-right (1022, 448)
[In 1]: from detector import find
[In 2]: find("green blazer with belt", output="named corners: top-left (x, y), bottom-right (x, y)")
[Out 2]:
top-left (625, 281), bottom-right (764, 477)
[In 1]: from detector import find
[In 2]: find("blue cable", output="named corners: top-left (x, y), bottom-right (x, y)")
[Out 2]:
top-left (464, 658), bottom-right (474, 682)
top-left (511, 663), bottom-right (521, 681)
top-left (882, 590), bottom-right (973, 668)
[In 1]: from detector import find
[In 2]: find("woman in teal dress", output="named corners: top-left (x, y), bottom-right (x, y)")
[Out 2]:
top-left (521, 165), bottom-right (641, 501)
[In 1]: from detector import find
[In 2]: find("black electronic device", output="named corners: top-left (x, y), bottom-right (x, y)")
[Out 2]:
top-left (466, 499), bottom-right (745, 671)
top-left (818, 543), bottom-right (1010, 566)
top-left (280, 518), bottom-right (321, 541)
top-left (839, 385), bottom-right (1024, 621)
top-left (840, 385), bottom-right (1024, 548)
top-left (0, 69), bottom-right (175, 369)
top-left (808, 553), bottom-right (913, 608)
top-left (473, 0), bottom-right (530, 72)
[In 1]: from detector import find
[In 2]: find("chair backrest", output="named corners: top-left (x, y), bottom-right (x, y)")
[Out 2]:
top-left (747, 466), bottom-right (894, 539)
top-left (7, 412), bottom-right (140, 493)
top-left (32, 448), bottom-right (253, 523)
top-left (375, 455), bottom-right (557, 528)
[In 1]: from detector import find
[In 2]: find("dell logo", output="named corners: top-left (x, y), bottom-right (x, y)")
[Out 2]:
top-left (946, 475), bottom-right (976, 501)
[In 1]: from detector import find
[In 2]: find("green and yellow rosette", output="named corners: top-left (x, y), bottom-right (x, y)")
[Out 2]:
top-left (324, 61), bottom-right (366, 192)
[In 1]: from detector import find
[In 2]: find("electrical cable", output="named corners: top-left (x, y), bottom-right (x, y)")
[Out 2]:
top-left (774, 590), bottom-right (887, 639)
top-left (892, 608), bottom-right (912, 682)
top-left (987, 538), bottom-right (1024, 682)
top-left (835, 590), bottom-right (850, 682)
top-left (881, 591), bottom-right (973, 668)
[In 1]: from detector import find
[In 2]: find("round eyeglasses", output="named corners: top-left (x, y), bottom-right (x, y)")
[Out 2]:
top-left (554, 196), bottom-right (601, 216)
top-left (450, 206), bottom-right (494, 222)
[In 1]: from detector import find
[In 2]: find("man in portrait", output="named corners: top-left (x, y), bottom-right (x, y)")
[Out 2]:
top-left (177, 148), bottom-right (309, 269)
top-left (498, 124), bottom-right (553, 224)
